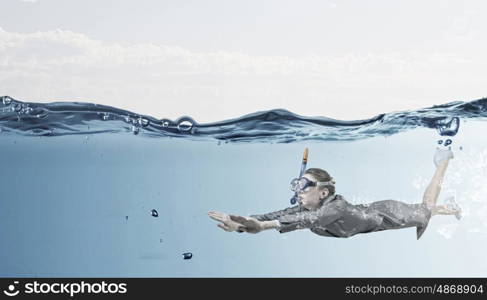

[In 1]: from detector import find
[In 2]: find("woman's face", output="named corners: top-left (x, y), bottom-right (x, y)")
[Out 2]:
top-left (298, 173), bottom-right (329, 210)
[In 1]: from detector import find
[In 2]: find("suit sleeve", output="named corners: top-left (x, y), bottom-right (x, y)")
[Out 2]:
top-left (249, 206), bottom-right (303, 221)
top-left (277, 204), bottom-right (341, 233)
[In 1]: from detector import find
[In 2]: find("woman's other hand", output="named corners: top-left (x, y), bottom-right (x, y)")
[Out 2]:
top-left (208, 211), bottom-right (247, 232)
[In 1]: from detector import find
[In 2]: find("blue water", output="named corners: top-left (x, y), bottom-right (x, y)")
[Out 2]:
top-left (1, 95), bottom-right (487, 277)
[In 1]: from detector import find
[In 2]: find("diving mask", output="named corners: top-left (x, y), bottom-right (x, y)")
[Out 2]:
top-left (290, 177), bottom-right (334, 193)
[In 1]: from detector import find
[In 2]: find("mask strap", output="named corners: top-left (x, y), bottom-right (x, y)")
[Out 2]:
top-left (316, 180), bottom-right (335, 187)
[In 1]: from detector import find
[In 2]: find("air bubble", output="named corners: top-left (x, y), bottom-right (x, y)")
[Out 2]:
top-left (182, 252), bottom-right (193, 260)
top-left (138, 117), bottom-right (149, 127)
top-left (24, 107), bottom-right (33, 114)
top-left (177, 117), bottom-right (195, 132)
top-left (437, 140), bottom-right (443, 145)
top-left (2, 96), bottom-right (11, 105)
top-left (13, 104), bottom-right (22, 112)
top-left (151, 209), bottom-right (159, 217)
top-left (131, 126), bottom-right (139, 135)
top-left (20, 104), bottom-right (29, 113)
top-left (436, 117), bottom-right (460, 137)
top-left (102, 113), bottom-right (109, 120)
top-left (444, 139), bottom-right (452, 146)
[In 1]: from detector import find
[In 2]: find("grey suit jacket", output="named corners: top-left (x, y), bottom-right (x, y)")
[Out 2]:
top-left (250, 194), bottom-right (431, 238)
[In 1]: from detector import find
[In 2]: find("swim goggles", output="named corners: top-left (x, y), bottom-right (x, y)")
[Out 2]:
top-left (290, 177), bottom-right (334, 193)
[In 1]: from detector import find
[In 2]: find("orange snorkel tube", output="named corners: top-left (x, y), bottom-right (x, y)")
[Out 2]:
top-left (290, 148), bottom-right (308, 205)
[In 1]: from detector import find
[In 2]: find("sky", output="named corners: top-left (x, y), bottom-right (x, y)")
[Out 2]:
top-left (1, 0), bottom-right (487, 123)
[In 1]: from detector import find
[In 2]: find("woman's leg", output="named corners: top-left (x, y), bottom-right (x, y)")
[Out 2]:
top-left (422, 154), bottom-right (452, 209)
top-left (416, 148), bottom-right (454, 239)
top-left (431, 205), bottom-right (458, 215)
top-left (431, 197), bottom-right (462, 219)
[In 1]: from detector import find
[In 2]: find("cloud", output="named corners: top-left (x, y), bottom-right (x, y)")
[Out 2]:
top-left (0, 27), bottom-right (416, 76)
top-left (1, 27), bottom-right (486, 122)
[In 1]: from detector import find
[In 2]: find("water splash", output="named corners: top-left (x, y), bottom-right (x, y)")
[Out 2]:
top-left (437, 224), bottom-right (459, 239)
top-left (2, 96), bottom-right (487, 142)
top-left (416, 147), bottom-right (487, 239)
top-left (436, 117), bottom-right (460, 136)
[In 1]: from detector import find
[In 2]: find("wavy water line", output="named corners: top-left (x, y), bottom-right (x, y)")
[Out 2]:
top-left (1, 95), bottom-right (486, 142)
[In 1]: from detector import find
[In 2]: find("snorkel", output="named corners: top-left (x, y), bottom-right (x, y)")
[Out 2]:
top-left (290, 148), bottom-right (308, 205)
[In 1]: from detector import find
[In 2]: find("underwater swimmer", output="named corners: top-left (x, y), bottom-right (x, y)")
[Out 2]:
top-left (208, 148), bottom-right (461, 240)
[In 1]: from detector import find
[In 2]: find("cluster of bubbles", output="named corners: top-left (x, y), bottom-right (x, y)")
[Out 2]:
top-left (122, 115), bottom-right (150, 135)
top-left (2, 96), bottom-right (49, 119)
top-left (436, 117), bottom-right (462, 150)
top-left (161, 117), bottom-right (196, 134)
top-left (118, 115), bottom-right (196, 135)
top-left (96, 109), bottom-right (196, 136)
top-left (2, 96), bottom-right (35, 116)
top-left (438, 139), bottom-right (453, 146)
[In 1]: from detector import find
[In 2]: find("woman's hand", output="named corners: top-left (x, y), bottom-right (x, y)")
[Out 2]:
top-left (208, 211), bottom-right (247, 232)
top-left (229, 215), bottom-right (264, 234)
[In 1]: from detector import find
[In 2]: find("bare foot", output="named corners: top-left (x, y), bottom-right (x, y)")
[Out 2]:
top-left (444, 196), bottom-right (462, 220)
top-left (434, 148), bottom-right (454, 167)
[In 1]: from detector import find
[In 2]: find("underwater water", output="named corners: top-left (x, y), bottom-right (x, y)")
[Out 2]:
top-left (1, 95), bottom-right (487, 277)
